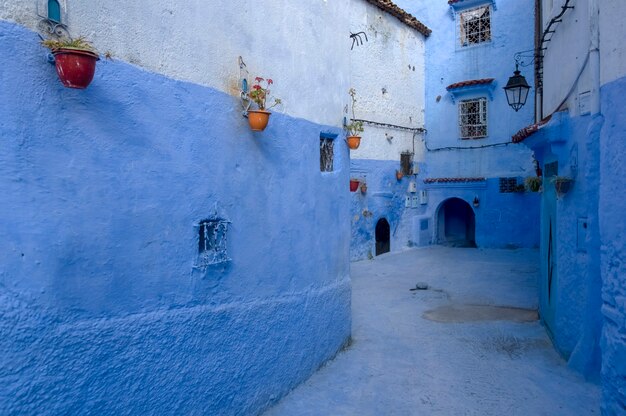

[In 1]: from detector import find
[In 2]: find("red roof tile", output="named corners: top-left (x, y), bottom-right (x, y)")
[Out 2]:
top-left (446, 78), bottom-right (495, 91)
top-left (424, 177), bottom-right (486, 184)
top-left (511, 116), bottom-right (551, 143)
top-left (365, 0), bottom-right (432, 37)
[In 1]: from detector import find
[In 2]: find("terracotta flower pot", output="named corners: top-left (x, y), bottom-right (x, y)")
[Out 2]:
top-left (360, 183), bottom-right (367, 194)
top-left (396, 170), bottom-right (404, 181)
top-left (52, 48), bottom-right (99, 89)
top-left (247, 110), bottom-right (271, 131)
top-left (347, 136), bottom-right (361, 150)
top-left (350, 179), bottom-right (359, 192)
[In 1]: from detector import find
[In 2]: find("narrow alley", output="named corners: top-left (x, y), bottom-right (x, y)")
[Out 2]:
top-left (266, 247), bottom-right (600, 415)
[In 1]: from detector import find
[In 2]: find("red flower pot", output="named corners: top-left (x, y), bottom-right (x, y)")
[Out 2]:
top-left (52, 48), bottom-right (99, 89)
top-left (350, 179), bottom-right (359, 192)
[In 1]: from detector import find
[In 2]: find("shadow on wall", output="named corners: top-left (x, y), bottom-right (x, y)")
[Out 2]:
top-left (436, 198), bottom-right (476, 248)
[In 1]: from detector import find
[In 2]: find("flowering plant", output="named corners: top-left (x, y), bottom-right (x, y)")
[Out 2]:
top-left (248, 77), bottom-right (282, 111)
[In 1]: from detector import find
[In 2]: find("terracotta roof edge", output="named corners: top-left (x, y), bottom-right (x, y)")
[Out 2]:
top-left (364, 0), bottom-right (432, 37)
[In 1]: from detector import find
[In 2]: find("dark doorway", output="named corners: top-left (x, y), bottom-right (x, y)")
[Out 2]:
top-left (436, 198), bottom-right (476, 247)
top-left (375, 218), bottom-right (391, 256)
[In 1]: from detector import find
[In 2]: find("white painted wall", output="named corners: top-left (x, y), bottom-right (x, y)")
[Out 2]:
top-left (1, 0), bottom-right (351, 127)
top-left (599, 0), bottom-right (626, 86)
top-left (541, 0), bottom-right (592, 117)
top-left (348, 0), bottom-right (426, 161)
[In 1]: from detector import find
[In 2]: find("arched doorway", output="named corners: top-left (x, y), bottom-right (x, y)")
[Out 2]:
top-left (375, 218), bottom-right (390, 256)
top-left (436, 198), bottom-right (476, 247)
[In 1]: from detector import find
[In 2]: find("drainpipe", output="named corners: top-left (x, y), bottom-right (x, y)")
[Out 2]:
top-left (589, 0), bottom-right (600, 115)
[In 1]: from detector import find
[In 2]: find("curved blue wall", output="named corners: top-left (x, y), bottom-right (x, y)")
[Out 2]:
top-left (0, 22), bottom-right (351, 415)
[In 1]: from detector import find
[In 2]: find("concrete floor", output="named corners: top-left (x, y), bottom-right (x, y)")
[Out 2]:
top-left (265, 247), bottom-right (601, 416)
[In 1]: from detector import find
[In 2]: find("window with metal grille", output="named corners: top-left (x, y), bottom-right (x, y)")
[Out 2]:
top-left (499, 177), bottom-right (519, 193)
top-left (197, 218), bottom-right (231, 266)
top-left (459, 5), bottom-right (491, 47)
top-left (400, 152), bottom-right (414, 176)
top-left (320, 138), bottom-right (334, 172)
top-left (459, 98), bottom-right (488, 139)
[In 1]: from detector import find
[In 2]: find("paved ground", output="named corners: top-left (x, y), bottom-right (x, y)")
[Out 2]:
top-left (265, 247), bottom-right (601, 416)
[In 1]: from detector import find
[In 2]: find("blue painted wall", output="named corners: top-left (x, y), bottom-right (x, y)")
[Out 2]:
top-left (598, 76), bottom-right (626, 414)
top-left (524, 111), bottom-right (603, 378)
top-left (381, 0), bottom-right (540, 251)
top-left (349, 160), bottom-right (415, 261)
top-left (0, 22), bottom-right (351, 415)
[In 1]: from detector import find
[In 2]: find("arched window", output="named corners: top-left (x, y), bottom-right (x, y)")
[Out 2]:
top-left (48, 0), bottom-right (61, 23)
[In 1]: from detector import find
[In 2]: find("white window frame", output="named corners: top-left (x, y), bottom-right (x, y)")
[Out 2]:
top-left (459, 98), bottom-right (488, 139)
top-left (458, 5), bottom-right (492, 48)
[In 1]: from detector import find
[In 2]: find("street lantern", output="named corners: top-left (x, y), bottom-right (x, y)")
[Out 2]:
top-left (504, 64), bottom-right (531, 112)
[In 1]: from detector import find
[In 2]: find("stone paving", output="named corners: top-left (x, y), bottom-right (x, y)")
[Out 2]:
top-left (265, 247), bottom-right (601, 416)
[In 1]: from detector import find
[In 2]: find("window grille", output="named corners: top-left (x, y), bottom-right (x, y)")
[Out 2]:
top-left (499, 177), bottom-right (519, 193)
top-left (459, 98), bottom-right (488, 139)
top-left (320, 138), bottom-right (334, 172)
top-left (400, 152), bottom-right (414, 176)
top-left (459, 6), bottom-right (491, 47)
top-left (197, 218), bottom-right (230, 266)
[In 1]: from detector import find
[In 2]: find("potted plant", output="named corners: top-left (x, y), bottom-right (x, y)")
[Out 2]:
top-left (396, 170), bottom-right (404, 181)
top-left (345, 88), bottom-right (364, 150)
top-left (42, 36), bottom-right (99, 89)
top-left (525, 176), bottom-right (542, 192)
top-left (553, 176), bottom-right (573, 196)
top-left (350, 179), bottom-right (360, 192)
top-left (247, 77), bottom-right (281, 132)
top-left (360, 182), bottom-right (368, 194)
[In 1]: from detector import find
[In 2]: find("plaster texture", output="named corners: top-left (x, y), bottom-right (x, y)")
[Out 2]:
top-left (346, 0), bottom-right (427, 259)
top-left (0, 21), bottom-right (351, 415)
top-left (266, 247), bottom-right (601, 415)
top-left (523, 3), bottom-right (626, 411)
top-left (349, 160), bottom-right (416, 261)
top-left (348, 0), bottom-right (426, 161)
top-left (599, 76), bottom-right (626, 415)
top-left (0, 0), bottom-right (351, 127)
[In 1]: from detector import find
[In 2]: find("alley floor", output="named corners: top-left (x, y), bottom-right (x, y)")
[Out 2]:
top-left (265, 247), bottom-right (601, 416)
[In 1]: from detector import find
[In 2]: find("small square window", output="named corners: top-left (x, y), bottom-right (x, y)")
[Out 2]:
top-left (320, 138), bottom-right (334, 172)
top-left (400, 152), bottom-right (414, 176)
top-left (499, 177), bottom-right (519, 193)
top-left (459, 6), bottom-right (491, 47)
top-left (459, 98), bottom-right (488, 139)
top-left (197, 218), bottom-right (230, 266)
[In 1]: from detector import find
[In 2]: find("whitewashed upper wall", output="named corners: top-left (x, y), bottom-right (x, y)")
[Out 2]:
top-left (599, 0), bottom-right (626, 86)
top-left (1, 0), bottom-right (351, 127)
top-left (541, 0), bottom-right (592, 117)
top-left (348, 0), bottom-right (426, 161)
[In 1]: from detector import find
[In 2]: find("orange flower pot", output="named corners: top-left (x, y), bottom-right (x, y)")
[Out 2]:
top-left (395, 170), bottom-right (404, 181)
top-left (347, 136), bottom-right (361, 150)
top-left (247, 110), bottom-right (271, 131)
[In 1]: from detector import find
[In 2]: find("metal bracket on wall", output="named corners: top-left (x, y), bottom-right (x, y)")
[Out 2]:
top-left (36, 0), bottom-right (70, 38)
top-left (238, 56), bottom-right (251, 118)
top-left (350, 31), bottom-right (368, 50)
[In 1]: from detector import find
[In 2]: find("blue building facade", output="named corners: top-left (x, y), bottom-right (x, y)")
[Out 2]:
top-left (396, 0), bottom-right (540, 250)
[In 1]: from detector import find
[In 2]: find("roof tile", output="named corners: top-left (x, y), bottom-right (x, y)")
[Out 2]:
top-left (446, 78), bottom-right (495, 91)
top-left (365, 0), bottom-right (432, 37)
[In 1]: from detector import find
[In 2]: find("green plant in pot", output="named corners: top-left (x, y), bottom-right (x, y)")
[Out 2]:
top-left (345, 88), bottom-right (364, 150)
top-left (525, 176), bottom-right (542, 192)
top-left (42, 36), bottom-right (99, 89)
